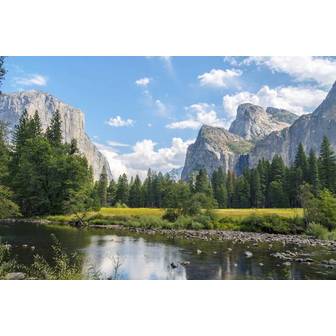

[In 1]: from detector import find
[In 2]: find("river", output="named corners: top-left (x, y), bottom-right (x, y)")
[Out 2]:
top-left (1, 221), bottom-right (336, 279)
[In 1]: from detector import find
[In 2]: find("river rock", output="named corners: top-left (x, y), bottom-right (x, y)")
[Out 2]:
top-left (170, 262), bottom-right (178, 269)
top-left (5, 272), bottom-right (26, 280)
top-left (197, 249), bottom-right (202, 255)
top-left (244, 251), bottom-right (253, 258)
top-left (180, 261), bottom-right (190, 266)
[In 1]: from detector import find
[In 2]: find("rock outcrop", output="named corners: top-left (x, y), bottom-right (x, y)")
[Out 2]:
top-left (229, 103), bottom-right (298, 142)
top-left (181, 125), bottom-right (252, 179)
top-left (249, 83), bottom-right (335, 167)
top-left (0, 90), bottom-right (111, 180)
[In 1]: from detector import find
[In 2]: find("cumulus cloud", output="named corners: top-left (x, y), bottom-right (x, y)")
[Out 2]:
top-left (166, 103), bottom-right (227, 129)
top-left (135, 77), bottom-right (151, 87)
top-left (15, 74), bottom-right (48, 86)
top-left (106, 116), bottom-right (134, 127)
top-left (223, 85), bottom-right (327, 120)
top-left (245, 56), bottom-right (336, 87)
top-left (198, 68), bottom-right (242, 88)
top-left (96, 137), bottom-right (194, 179)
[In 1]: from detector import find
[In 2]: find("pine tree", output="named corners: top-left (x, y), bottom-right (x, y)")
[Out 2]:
top-left (129, 175), bottom-right (142, 207)
top-left (116, 173), bottom-right (129, 205)
top-left (97, 166), bottom-right (108, 207)
top-left (319, 136), bottom-right (336, 193)
top-left (233, 175), bottom-right (250, 208)
top-left (308, 149), bottom-right (320, 195)
top-left (226, 170), bottom-right (235, 208)
top-left (294, 143), bottom-right (308, 182)
top-left (46, 110), bottom-right (62, 146)
top-left (32, 111), bottom-right (42, 137)
top-left (195, 169), bottom-right (212, 196)
top-left (250, 169), bottom-right (262, 208)
top-left (107, 178), bottom-right (117, 206)
top-left (211, 168), bottom-right (227, 208)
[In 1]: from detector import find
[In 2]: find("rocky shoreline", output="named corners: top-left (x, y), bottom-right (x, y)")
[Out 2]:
top-left (2, 218), bottom-right (336, 249)
top-left (90, 224), bottom-right (336, 249)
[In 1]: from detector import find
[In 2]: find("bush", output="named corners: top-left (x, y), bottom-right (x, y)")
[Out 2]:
top-left (114, 202), bottom-right (128, 208)
top-left (239, 214), bottom-right (304, 234)
top-left (162, 208), bottom-right (180, 222)
top-left (307, 223), bottom-right (332, 240)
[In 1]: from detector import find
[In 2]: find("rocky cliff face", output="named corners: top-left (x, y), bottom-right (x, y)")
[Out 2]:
top-left (181, 125), bottom-right (252, 179)
top-left (0, 90), bottom-right (111, 180)
top-left (229, 103), bottom-right (298, 142)
top-left (249, 83), bottom-right (335, 167)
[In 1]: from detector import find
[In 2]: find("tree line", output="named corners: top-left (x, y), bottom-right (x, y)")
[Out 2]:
top-left (95, 137), bottom-right (336, 210)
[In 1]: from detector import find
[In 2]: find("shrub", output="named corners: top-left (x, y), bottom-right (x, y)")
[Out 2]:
top-left (162, 208), bottom-right (180, 222)
top-left (306, 223), bottom-right (331, 240)
top-left (239, 214), bottom-right (304, 234)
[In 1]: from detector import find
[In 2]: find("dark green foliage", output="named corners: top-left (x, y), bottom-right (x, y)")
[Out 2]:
top-left (319, 136), bottom-right (336, 193)
top-left (195, 169), bottom-right (212, 196)
top-left (107, 179), bottom-right (117, 206)
top-left (116, 173), bottom-right (129, 205)
top-left (129, 175), bottom-right (143, 207)
top-left (239, 214), bottom-right (304, 234)
top-left (7, 110), bottom-right (95, 216)
top-left (97, 166), bottom-right (108, 207)
top-left (46, 110), bottom-right (62, 146)
top-left (308, 150), bottom-right (320, 195)
top-left (211, 168), bottom-right (227, 208)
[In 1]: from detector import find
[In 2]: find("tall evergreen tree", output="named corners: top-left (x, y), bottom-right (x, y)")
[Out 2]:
top-left (319, 136), bottom-right (336, 193)
top-left (195, 169), bottom-right (212, 196)
top-left (211, 168), bottom-right (227, 208)
top-left (129, 175), bottom-right (142, 207)
top-left (46, 110), bottom-right (62, 146)
top-left (308, 149), bottom-right (320, 195)
top-left (97, 166), bottom-right (108, 207)
top-left (107, 178), bottom-right (117, 206)
top-left (116, 173), bottom-right (129, 205)
top-left (250, 169), bottom-right (262, 208)
top-left (294, 143), bottom-right (308, 182)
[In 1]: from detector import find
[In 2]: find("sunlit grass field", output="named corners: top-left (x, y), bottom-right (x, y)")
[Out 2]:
top-left (46, 207), bottom-right (303, 223)
top-left (99, 207), bottom-right (302, 218)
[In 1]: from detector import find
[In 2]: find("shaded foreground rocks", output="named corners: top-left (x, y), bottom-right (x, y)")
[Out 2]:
top-left (5, 272), bottom-right (26, 280)
top-left (91, 224), bottom-right (336, 249)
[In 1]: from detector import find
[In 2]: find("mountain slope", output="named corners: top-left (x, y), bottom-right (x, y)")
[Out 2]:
top-left (249, 84), bottom-right (335, 167)
top-left (0, 90), bottom-right (111, 180)
top-left (181, 125), bottom-right (252, 179)
top-left (229, 103), bottom-right (298, 142)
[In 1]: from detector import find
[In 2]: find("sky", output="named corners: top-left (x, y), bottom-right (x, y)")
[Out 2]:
top-left (3, 56), bottom-right (336, 179)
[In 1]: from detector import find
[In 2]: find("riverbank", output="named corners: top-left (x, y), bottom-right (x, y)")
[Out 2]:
top-left (90, 224), bottom-right (336, 249)
top-left (1, 217), bottom-right (333, 249)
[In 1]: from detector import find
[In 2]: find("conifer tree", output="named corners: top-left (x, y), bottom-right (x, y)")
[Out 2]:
top-left (107, 178), bottom-right (117, 206)
top-left (294, 143), bottom-right (308, 182)
top-left (46, 110), bottom-right (62, 146)
top-left (129, 175), bottom-right (142, 207)
top-left (308, 149), bottom-right (320, 195)
top-left (97, 166), bottom-right (108, 207)
top-left (195, 169), bottom-right (212, 196)
top-left (116, 173), bottom-right (129, 205)
top-left (319, 136), bottom-right (336, 192)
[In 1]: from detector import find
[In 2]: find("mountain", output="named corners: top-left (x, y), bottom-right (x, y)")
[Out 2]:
top-left (249, 83), bottom-right (335, 167)
top-left (229, 103), bottom-right (298, 142)
top-left (167, 167), bottom-right (183, 181)
top-left (181, 125), bottom-right (253, 180)
top-left (0, 90), bottom-right (111, 180)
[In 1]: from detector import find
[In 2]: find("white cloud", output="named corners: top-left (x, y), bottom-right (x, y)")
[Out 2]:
top-left (96, 137), bottom-right (194, 179)
top-left (223, 85), bottom-right (327, 120)
top-left (166, 103), bottom-right (227, 129)
top-left (154, 99), bottom-right (168, 116)
top-left (198, 68), bottom-right (242, 88)
top-left (245, 56), bottom-right (336, 87)
top-left (107, 141), bottom-right (130, 147)
top-left (106, 116), bottom-right (134, 127)
top-left (15, 74), bottom-right (48, 86)
top-left (135, 77), bottom-right (151, 87)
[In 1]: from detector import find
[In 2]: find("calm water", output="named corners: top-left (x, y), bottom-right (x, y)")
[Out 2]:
top-left (1, 221), bottom-right (336, 280)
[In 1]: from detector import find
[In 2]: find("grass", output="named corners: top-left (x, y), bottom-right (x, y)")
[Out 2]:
top-left (46, 207), bottom-right (303, 223)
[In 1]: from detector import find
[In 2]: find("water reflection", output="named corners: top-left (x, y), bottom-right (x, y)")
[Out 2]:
top-left (83, 235), bottom-right (187, 280)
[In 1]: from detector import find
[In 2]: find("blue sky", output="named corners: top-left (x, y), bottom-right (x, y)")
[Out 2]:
top-left (3, 56), bottom-right (336, 178)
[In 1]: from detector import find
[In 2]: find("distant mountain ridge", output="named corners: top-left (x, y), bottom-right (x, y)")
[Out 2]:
top-left (181, 84), bottom-right (335, 179)
top-left (0, 90), bottom-right (111, 180)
